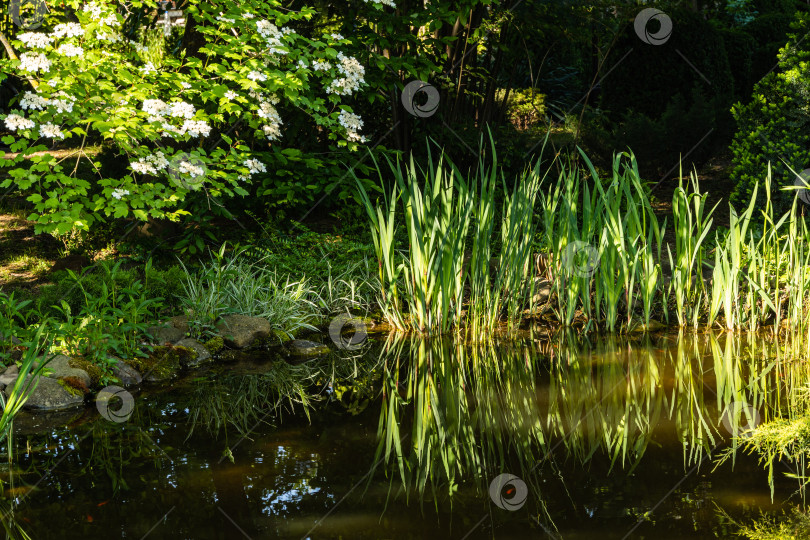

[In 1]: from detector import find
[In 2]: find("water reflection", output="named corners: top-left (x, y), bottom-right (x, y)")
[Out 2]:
top-left (373, 329), bottom-right (810, 514)
top-left (0, 330), bottom-right (809, 537)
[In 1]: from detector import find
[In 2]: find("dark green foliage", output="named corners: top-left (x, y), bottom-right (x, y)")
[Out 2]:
top-left (599, 9), bottom-right (734, 123)
top-left (585, 87), bottom-right (716, 178)
top-left (238, 229), bottom-right (375, 287)
top-left (744, 12), bottom-right (797, 79)
top-left (592, 9), bottom-right (733, 177)
top-left (718, 28), bottom-right (758, 103)
top-left (730, 11), bottom-right (810, 213)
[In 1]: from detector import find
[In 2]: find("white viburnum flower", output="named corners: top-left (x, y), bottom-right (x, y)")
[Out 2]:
top-left (243, 158), bottom-right (267, 175)
top-left (167, 101), bottom-right (195, 119)
top-left (247, 71), bottom-right (267, 82)
top-left (111, 188), bottom-right (130, 200)
top-left (39, 122), bottom-right (65, 139)
top-left (4, 114), bottom-right (35, 132)
top-left (338, 110), bottom-right (366, 143)
top-left (57, 44), bottom-right (84, 58)
top-left (142, 99), bottom-right (169, 117)
top-left (19, 91), bottom-right (49, 110)
top-left (17, 32), bottom-right (53, 49)
top-left (51, 23), bottom-right (84, 39)
top-left (19, 52), bottom-right (51, 73)
top-left (327, 52), bottom-right (365, 95)
top-left (182, 120), bottom-right (211, 138)
top-left (131, 152), bottom-right (170, 175)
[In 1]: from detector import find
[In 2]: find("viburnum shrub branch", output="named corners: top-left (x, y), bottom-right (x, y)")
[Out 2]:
top-left (0, 0), bottom-right (393, 235)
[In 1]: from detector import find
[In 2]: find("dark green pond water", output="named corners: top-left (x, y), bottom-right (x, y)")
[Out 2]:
top-left (1, 330), bottom-right (804, 539)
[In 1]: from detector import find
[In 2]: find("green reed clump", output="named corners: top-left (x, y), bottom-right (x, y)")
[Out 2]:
top-left (357, 137), bottom-right (810, 334)
top-left (355, 133), bottom-right (547, 335)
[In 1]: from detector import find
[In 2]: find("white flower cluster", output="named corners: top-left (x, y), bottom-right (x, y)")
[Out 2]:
top-left (142, 99), bottom-right (211, 138)
top-left (57, 44), bottom-right (84, 58)
top-left (83, 2), bottom-right (104, 19)
top-left (244, 159), bottom-right (267, 174)
top-left (256, 97), bottom-right (282, 141)
top-left (178, 161), bottom-right (205, 178)
top-left (256, 20), bottom-right (281, 39)
top-left (327, 52), bottom-right (365, 95)
top-left (143, 99), bottom-right (169, 119)
top-left (39, 122), bottom-right (65, 139)
top-left (49, 96), bottom-right (75, 114)
top-left (179, 120), bottom-right (211, 138)
top-left (141, 62), bottom-right (157, 74)
top-left (339, 110), bottom-right (365, 143)
top-left (224, 90), bottom-right (239, 101)
top-left (366, 0), bottom-right (397, 6)
top-left (96, 31), bottom-right (122, 43)
top-left (19, 52), bottom-right (51, 73)
top-left (216, 14), bottom-right (235, 24)
top-left (255, 20), bottom-right (293, 55)
top-left (52, 23), bottom-right (84, 39)
top-left (19, 91), bottom-right (49, 110)
top-left (239, 158), bottom-right (266, 181)
top-left (4, 114), bottom-right (35, 132)
top-left (21, 91), bottom-right (76, 114)
top-left (130, 152), bottom-right (170, 176)
top-left (330, 33), bottom-right (344, 40)
top-left (247, 71), bottom-right (267, 82)
top-left (18, 32), bottom-right (53, 49)
top-left (312, 59), bottom-right (331, 71)
top-left (82, 1), bottom-right (119, 24)
top-left (111, 188), bottom-right (130, 200)
top-left (168, 101), bottom-right (196, 119)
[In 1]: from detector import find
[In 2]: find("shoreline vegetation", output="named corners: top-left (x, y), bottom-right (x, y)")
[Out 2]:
top-left (3, 147), bottom-right (810, 536)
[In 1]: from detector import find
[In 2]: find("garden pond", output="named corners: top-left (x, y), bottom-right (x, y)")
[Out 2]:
top-left (0, 329), bottom-right (806, 539)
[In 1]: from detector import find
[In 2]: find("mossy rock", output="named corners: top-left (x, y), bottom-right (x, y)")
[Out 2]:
top-left (57, 378), bottom-right (86, 397)
top-left (203, 336), bottom-right (225, 355)
top-left (68, 357), bottom-right (104, 387)
top-left (126, 345), bottom-right (192, 382)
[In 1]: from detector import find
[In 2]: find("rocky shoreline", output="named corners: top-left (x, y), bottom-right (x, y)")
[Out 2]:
top-left (1, 313), bottom-right (374, 415)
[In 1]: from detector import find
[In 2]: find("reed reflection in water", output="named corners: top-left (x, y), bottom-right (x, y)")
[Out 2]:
top-left (372, 329), bottom-right (810, 521)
